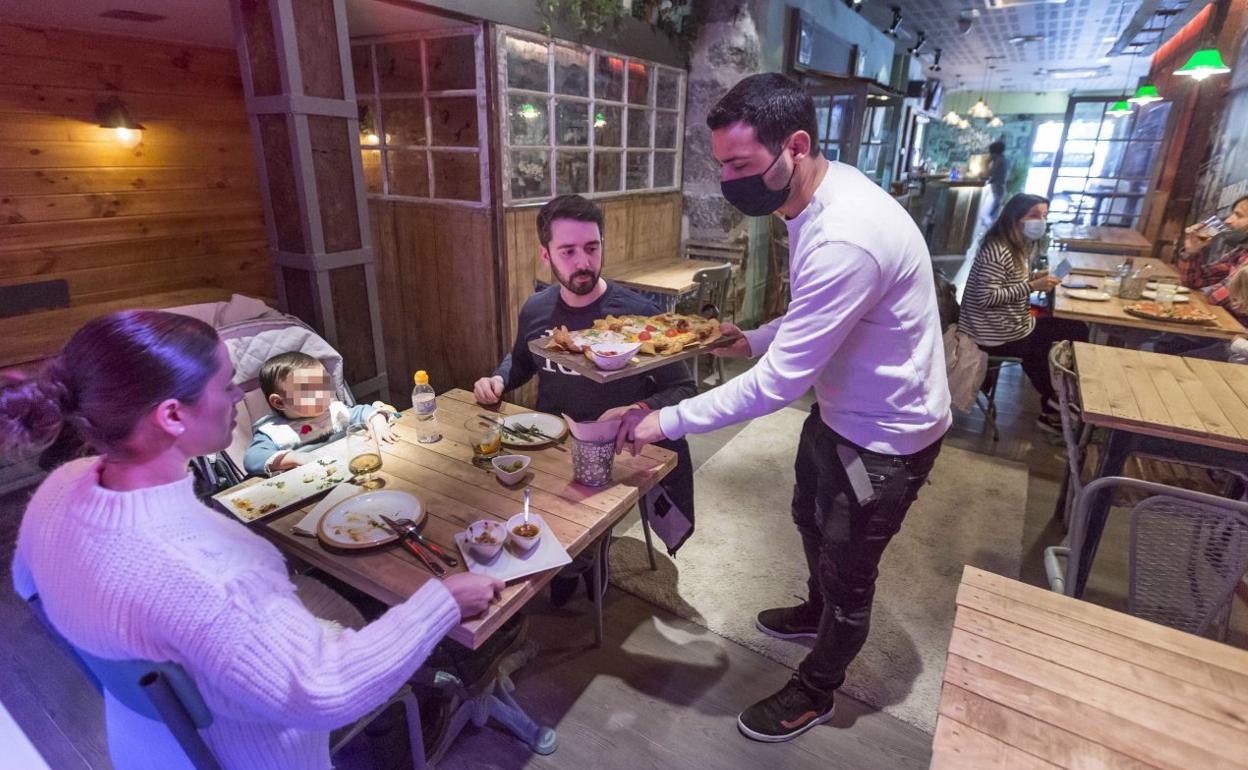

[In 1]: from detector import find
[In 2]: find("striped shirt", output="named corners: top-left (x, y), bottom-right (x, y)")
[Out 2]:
top-left (959, 238), bottom-right (1034, 346)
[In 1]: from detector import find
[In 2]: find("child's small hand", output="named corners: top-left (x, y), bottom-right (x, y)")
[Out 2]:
top-left (280, 450), bottom-right (315, 469)
top-left (378, 425), bottom-right (401, 444)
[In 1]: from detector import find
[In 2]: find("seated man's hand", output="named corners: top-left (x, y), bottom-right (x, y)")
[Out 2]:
top-left (598, 404), bottom-right (643, 422)
top-left (712, 322), bottom-right (751, 358)
top-left (474, 375), bottom-right (505, 405)
top-left (1183, 223), bottom-right (1211, 254)
top-left (614, 409), bottom-right (667, 455)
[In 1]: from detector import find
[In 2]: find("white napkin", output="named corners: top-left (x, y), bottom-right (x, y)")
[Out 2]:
top-left (562, 413), bottom-right (623, 442)
top-left (293, 482), bottom-right (362, 537)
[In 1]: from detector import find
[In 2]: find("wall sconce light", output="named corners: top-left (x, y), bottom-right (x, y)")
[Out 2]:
top-left (930, 48), bottom-right (942, 72)
top-left (909, 32), bottom-right (927, 56)
top-left (95, 95), bottom-right (144, 148)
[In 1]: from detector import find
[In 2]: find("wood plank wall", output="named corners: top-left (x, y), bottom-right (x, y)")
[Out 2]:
top-left (500, 190), bottom-right (682, 406)
top-left (368, 200), bottom-right (500, 405)
top-left (0, 25), bottom-right (273, 307)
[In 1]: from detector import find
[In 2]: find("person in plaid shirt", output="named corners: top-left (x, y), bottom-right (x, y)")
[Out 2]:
top-left (1176, 195), bottom-right (1248, 322)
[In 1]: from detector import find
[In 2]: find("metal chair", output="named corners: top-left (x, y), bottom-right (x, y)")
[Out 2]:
top-left (976, 355), bottom-right (1023, 441)
top-left (1048, 341), bottom-right (1094, 529)
top-left (681, 263), bottom-right (733, 391)
top-left (24, 594), bottom-right (428, 769)
top-left (1044, 476), bottom-right (1248, 640)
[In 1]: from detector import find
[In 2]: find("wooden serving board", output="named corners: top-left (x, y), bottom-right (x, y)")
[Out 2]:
top-left (527, 335), bottom-right (732, 384)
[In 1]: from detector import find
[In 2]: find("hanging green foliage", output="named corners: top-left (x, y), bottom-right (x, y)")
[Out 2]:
top-left (536, 0), bottom-right (629, 37)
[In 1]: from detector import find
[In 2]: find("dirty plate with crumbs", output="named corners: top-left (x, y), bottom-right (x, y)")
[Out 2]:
top-left (214, 454), bottom-right (351, 524)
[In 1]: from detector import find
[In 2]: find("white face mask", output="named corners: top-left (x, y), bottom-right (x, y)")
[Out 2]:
top-left (1022, 219), bottom-right (1047, 241)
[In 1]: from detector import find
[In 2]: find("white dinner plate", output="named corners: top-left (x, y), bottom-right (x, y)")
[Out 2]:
top-left (1141, 289), bottom-right (1190, 302)
top-left (1065, 288), bottom-right (1113, 301)
top-left (316, 490), bottom-right (423, 549)
top-left (501, 412), bottom-right (568, 448)
top-left (1146, 282), bottom-right (1190, 293)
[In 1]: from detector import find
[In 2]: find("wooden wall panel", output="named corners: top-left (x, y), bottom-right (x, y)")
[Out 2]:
top-left (0, 25), bottom-right (272, 308)
top-left (329, 264), bottom-right (378, 389)
top-left (367, 200), bottom-right (500, 405)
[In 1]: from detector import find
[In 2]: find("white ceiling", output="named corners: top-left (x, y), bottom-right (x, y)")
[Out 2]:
top-left (0, 0), bottom-right (468, 48)
top-left (857, 0), bottom-right (1203, 94)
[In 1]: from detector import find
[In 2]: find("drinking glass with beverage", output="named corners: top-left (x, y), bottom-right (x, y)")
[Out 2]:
top-left (1154, 282), bottom-right (1177, 310)
top-left (347, 423), bottom-right (385, 489)
top-left (464, 417), bottom-right (503, 466)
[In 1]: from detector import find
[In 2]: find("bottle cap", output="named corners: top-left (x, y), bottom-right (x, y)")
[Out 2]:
top-left (414, 370), bottom-right (429, 385)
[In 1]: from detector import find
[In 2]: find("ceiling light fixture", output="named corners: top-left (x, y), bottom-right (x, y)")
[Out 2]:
top-left (1174, 48), bottom-right (1231, 81)
top-left (1128, 83), bottom-right (1163, 105)
top-left (1106, 99), bottom-right (1134, 116)
top-left (930, 47), bottom-right (943, 72)
top-left (988, 116), bottom-right (1004, 127)
top-left (909, 31), bottom-right (927, 56)
top-left (944, 109), bottom-right (962, 125)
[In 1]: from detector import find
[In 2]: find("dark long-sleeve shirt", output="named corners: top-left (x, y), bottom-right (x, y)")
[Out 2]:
top-left (495, 281), bottom-right (696, 421)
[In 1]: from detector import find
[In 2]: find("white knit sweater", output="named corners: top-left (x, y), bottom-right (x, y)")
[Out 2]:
top-left (11, 457), bottom-right (460, 770)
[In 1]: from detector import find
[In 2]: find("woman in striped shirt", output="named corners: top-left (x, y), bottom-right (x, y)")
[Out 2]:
top-left (960, 194), bottom-right (1087, 432)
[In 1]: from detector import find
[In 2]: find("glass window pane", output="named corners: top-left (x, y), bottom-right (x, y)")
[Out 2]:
top-left (1099, 114), bottom-right (1134, 140)
top-left (594, 151), bottom-right (621, 192)
top-left (1132, 102), bottom-right (1171, 140)
top-left (627, 61), bottom-right (651, 106)
top-left (361, 149), bottom-right (382, 193)
top-left (1068, 101), bottom-right (1104, 139)
top-left (425, 35), bottom-right (476, 91)
top-left (596, 53), bottom-right (624, 101)
top-left (653, 152), bottom-right (675, 187)
top-left (555, 100), bottom-right (589, 146)
top-left (431, 152), bottom-right (480, 201)
top-left (509, 96), bottom-right (548, 146)
top-left (626, 151), bottom-right (649, 189)
top-left (555, 45), bottom-right (589, 96)
top-left (594, 105), bottom-right (622, 146)
top-left (1120, 141), bottom-right (1159, 178)
top-left (813, 95), bottom-right (830, 139)
top-left (359, 102), bottom-right (381, 146)
top-left (351, 45), bottom-right (373, 96)
top-left (512, 150), bottom-right (550, 199)
top-left (821, 143), bottom-right (840, 162)
top-left (380, 98), bottom-right (426, 146)
top-left (627, 108), bottom-right (651, 148)
top-left (1091, 142), bottom-right (1125, 178)
top-left (387, 150), bottom-right (429, 196)
top-left (376, 41), bottom-right (423, 93)
top-left (429, 96), bottom-right (478, 147)
top-left (506, 35), bottom-right (548, 92)
top-left (556, 151), bottom-right (590, 194)
top-left (655, 112), bottom-right (678, 149)
top-left (656, 69), bottom-right (679, 108)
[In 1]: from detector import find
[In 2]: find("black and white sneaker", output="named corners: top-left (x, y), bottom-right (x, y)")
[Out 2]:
top-left (737, 675), bottom-right (835, 742)
top-left (755, 601), bottom-right (821, 640)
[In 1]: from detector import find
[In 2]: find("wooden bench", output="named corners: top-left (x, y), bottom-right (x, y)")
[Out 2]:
top-left (932, 566), bottom-right (1248, 769)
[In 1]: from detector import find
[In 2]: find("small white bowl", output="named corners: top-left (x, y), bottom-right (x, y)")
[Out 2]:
top-left (506, 512), bottom-right (543, 552)
top-left (465, 519), bottom-right (507, 561)
top-left (588, 342), bottom-right (642, 371)
top-left (491, 454), bottom-right (531, 485)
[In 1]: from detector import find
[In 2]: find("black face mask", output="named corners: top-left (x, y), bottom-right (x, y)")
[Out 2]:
top-left (720, 146), bottom-right (796, 217)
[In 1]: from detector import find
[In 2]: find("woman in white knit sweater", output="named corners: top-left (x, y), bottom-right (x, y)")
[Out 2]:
top-left (2, 310), bottom-right (504, 770)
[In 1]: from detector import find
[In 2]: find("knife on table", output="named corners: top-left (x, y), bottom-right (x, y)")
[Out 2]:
top-left (379, 515), bottom-right (445, 576)
top-left (381, 515), bottom-right (459, 567)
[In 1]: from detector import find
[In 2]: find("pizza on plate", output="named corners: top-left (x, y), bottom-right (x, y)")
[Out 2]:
top-left (1122, 301), bottom-right (1218, 325)
top-left (547, 313), bottom-right (721, 357)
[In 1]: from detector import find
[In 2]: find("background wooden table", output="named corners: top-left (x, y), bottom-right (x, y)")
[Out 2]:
top-left (1072, 341), bottom-right (1248, 454)
top-left (1058, 250), bottom-right (1178, 280)
top-left (603, 257), bottom-right (726, 297)
top-left (932, 566), bottom-right (1248, 769)
top-left (1054, 288), bottom-right (1246, 341)
top-left (1051, 224), bottom-right (1152, 256)
top-left (258, 389), bottom-right (676, 649)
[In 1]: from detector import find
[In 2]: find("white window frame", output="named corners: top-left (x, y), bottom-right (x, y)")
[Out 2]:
top-left (497, 26), bottom-right (685, 206)
top-left (353, 25), bottom-right (491, 208)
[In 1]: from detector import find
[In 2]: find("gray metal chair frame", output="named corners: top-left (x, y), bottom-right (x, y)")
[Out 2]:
top-left (1045, 476), bottom-right (1248, 639)
top-left (681, 263), bottom-right (733, 391)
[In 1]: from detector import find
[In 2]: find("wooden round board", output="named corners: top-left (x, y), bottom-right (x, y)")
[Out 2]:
top-left (1122, 302), bottom-right (1217, 325)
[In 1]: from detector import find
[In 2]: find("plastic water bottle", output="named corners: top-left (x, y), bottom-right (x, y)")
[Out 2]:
top-left (412, 370), bottom-right (441, 444)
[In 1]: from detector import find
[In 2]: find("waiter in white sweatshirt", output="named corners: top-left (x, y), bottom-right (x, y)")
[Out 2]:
top-left (616, 74), bottom-right (952, 742)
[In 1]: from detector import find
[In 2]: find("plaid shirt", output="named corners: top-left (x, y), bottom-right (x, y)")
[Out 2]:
top-left (1176, 242), bottom-right (1248, 310)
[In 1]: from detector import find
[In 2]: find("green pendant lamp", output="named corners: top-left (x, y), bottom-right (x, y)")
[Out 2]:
top-left (1174, 48), bottom-right (1231, 81)
top-left (1107, 99), bottom-right (1133, 117)
top-left (1128, 83), bottom-right (1162, 105)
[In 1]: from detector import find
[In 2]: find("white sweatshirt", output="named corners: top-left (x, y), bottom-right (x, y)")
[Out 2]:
top-left (659, 162), bottom-right (952, 455)
top-left (11, 457), bottom-right (460, 770)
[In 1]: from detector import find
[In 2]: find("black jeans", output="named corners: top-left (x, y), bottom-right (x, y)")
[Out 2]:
top-left (979, 316), bottom-right (1088, 407)
top-left (791, 406), bottom-right (944, 696)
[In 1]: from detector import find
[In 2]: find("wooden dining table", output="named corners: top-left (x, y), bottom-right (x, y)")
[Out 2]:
top-left (603, 257), bottom-right (727, 299)
top-left (1051, 223), bottom-right (1153, 256)
top-left (932, 566), bottom-right (1248, 769)
top-left (252, 388), bottom-right (676, 650)
top-left (1056, 250), bottom-right (1179, 280)
top-left (1067, 342), bottom-right (1248, 594)
top-left (1053, 286), bottom-right (1247, 341)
